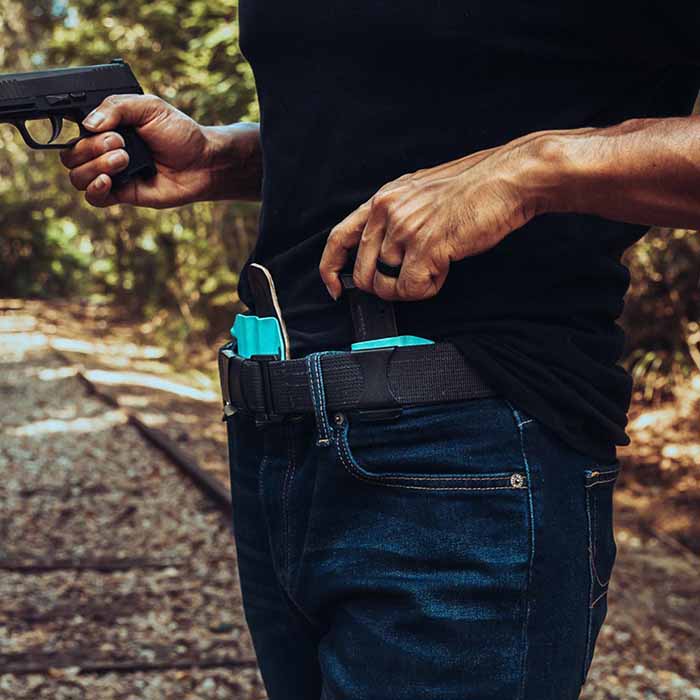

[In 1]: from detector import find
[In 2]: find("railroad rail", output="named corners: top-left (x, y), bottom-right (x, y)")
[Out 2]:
top-left (0, 303), bottom-right (263, 697)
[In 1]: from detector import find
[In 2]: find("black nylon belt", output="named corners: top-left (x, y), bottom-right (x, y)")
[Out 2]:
top-left (219, 341), bottom-right (498, 422)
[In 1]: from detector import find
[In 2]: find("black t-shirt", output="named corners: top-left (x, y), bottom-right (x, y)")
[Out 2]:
top-left (237, 1), bottom-right (700, 462)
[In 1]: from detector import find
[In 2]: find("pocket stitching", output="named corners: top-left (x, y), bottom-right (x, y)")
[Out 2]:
top-left (585, 475), bottom-right (618, 488)
top-left (587, 476), bottom-right (618, 592)
top-left (587, 468), bottom-right (620, 476)
top-left (586, 484), bottom-right (609, 602)
top-left (590, 589), bottom-right (609, 608)
top-left (582, 463), bottom-right (619, 683)
top-left (335, 419), bottom-right (527, 492)
top-left (584, 465), bottom-right (619, 603)
top-left (589, 490), bottom-right (611, 590)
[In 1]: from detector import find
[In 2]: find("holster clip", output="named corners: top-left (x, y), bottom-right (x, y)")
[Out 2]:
top-left (218, 342), bottom-right (284, 426)
top-left (352, 346), bottom-right (402, 422)
top-left (250, 354), bottom-right (284, 427)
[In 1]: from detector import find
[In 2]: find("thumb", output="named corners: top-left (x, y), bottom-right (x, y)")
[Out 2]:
top-left (82, 94), bottom-right (164, 133)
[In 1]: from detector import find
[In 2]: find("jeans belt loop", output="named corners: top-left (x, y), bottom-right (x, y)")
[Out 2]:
top-left (305, 351), bottom-right (335, 447)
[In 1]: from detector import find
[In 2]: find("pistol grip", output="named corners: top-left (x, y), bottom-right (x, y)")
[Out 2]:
top-left (111, 126), bottom-right (157, 188)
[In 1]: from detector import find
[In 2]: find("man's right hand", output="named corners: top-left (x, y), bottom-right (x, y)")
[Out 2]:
top-left (60, 94), bottom-right (262, 208)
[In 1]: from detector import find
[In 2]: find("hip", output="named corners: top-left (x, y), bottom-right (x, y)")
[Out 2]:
top-left (227, 396), bottom-right (621, 699)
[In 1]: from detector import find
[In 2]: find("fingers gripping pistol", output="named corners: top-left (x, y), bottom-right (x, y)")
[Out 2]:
top-left (0, 58), bottom-right (156, 187)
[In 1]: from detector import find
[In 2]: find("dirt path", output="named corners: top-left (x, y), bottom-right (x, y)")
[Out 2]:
top-left (1, 300), bottom-right (698, 699)
top-left (0, 305), bottom-right (265, 699)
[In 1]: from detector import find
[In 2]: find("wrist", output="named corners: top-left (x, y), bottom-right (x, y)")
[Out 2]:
top-left (514, 129), bottom-right (592, 217)
top-left (199, 122), bottom-right (262, 201)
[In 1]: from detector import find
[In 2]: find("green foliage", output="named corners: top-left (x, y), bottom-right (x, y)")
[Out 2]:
top-left (0, 0), bottom-right (258, 358)
top-left (621, 227), bottom-right (700, 399)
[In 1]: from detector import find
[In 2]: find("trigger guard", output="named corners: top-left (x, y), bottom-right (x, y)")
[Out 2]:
top-left (15, 121), bottom-right (39, 149)
top-left (14, 118), bottom-right (81, 150)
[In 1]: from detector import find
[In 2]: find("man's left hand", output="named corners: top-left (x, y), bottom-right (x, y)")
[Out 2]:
top-left (319, 134), bottom-right (556, 301)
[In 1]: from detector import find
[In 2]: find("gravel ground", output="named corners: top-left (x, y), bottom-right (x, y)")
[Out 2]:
top-left (0, 309), bottom-right (264, 699)
top-left (1, 301), bottom-right (698, 699)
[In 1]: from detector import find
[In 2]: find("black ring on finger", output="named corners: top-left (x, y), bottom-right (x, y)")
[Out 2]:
top-left (376, 257), bottom-right (402, 278)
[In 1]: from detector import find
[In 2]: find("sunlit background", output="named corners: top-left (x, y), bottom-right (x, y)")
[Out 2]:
top-left (0, 0), bottom-right (260, 364)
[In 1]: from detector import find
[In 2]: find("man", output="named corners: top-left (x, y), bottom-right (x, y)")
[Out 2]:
top-left (60, 2), bottom-right (700, 698)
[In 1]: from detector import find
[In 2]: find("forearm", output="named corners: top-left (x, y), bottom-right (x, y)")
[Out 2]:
top-left (537, 116), bottom-right (700, 229)
top-left (200, 122), bottom-right (263, 201)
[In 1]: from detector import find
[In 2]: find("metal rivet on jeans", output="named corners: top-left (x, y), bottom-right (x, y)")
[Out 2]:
top-left (510, 473), bottom-right (525, 488)
top-left (333, 414), bottom-right (345, 426)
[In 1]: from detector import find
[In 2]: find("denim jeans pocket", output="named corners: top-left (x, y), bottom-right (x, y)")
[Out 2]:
top-left (331, 397), bottom-right (528, 492)
top-left (582, 461), bottom-right (620, 682)
top-left (312, 397), bottom-right (533, 697)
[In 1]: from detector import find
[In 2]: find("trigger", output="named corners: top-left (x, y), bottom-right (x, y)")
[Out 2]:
top-left (49, 115), bottom-right (63, 144)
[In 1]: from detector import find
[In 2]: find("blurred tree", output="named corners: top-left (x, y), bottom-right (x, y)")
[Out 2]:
top-left (0, 0), bottom-right (259, 357)
top-left (622, 227), bottom-right (700, 400)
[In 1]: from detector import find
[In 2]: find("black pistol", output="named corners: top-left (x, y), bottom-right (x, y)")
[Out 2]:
top-left (0, 58), bottom-right (156, 188)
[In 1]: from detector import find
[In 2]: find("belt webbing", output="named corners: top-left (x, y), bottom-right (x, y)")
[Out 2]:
top-left (225, 342), bottom-right (497, 418)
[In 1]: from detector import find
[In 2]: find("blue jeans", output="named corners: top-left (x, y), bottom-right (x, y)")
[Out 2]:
top-left (226, 367), bottom-right (620, 700)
